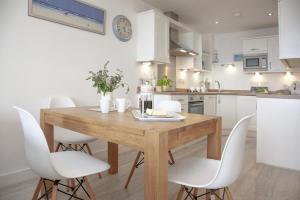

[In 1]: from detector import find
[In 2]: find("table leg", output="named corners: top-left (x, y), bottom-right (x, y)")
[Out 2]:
top-left (40, 110), bottom-right (54, 195)
top-left (108, 142), bottom-right (118, 174)
top-left (206, 117), bottom-right (222, 199)
top-left (144, 130), bottom-right (168, 200)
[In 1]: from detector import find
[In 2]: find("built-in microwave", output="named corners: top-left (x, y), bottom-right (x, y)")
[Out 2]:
top-left (243, 54), bottom-right (268, 71)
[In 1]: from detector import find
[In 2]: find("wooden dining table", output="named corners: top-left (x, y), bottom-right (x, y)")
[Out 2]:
top-left (40, 107), bottom-right (221, 200)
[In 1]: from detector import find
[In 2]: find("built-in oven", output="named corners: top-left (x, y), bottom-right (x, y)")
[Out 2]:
top-left (243, 54), bottom-right (268, 71)
top-left (188, 95), bottom-right (204, 114)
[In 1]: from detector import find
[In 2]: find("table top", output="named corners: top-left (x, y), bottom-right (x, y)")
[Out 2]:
top-left (42, 106), bottom-right (219, 134)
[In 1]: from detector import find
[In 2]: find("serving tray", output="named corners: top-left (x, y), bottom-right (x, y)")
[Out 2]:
top-left (131, 110), bottom-right (186, 122)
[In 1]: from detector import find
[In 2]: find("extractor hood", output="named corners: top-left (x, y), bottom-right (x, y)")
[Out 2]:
top-left (170, 39), bottom-right (199, 57)
top-left (165, 11), bottom-right (199, 57)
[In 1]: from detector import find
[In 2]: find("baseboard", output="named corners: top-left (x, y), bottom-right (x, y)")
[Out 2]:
top-left (0, 168), bottom-right (37, 189)
top-left (0, 148), bottom-right (107, 189)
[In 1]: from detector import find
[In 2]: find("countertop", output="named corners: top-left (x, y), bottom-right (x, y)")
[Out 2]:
top-left (154, 90), bottom-right (300, 99)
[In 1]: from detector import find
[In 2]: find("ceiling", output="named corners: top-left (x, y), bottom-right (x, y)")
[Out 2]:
top-left (142, 0), bottom-right (278, 33)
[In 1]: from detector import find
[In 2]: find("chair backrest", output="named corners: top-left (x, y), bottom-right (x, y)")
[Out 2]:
top-left (208, 113), bottom-right (255, 189)
top-left (156, 100), bottom-right (182, 113)
top-left (49, 96), bottom-right (75, 108)
top-left (13, 106), bottom-right (61, 179)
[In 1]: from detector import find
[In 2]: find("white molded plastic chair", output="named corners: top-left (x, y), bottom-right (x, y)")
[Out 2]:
top-left (14, 106), bottom-right (110, 200)
top-left (49, 97), bottom-right (96, 145)
top-left (124, 100), bottom-right (181, 189)
top-left (169, 113), bottom-right (255, 200)
top-left (156, 100), bottom-right (182, 113)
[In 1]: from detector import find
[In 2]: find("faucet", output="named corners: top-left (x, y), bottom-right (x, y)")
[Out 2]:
top-left (215, 80), bottom-right (221, 93)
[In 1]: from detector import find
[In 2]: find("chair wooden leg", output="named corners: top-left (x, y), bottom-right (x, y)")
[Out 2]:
top-left (176, 185), bottom-right (185, 200)
top-left (168, 150), bottom-right (175, 164)
top-left (55, 143), bottom-right (61, 152)
top-left (225, 187), bottom-right (233, 200)
top-left (193, 188), bottom-right (199, 198)
top-left (85, 143), bottom-right (102, 179)
top-left (51, 183), bottom-right (58, 200)
top-left (32, 178), bottom-right (43, 200)
top-left (83, 177), bottom-right (96, 200)
top-left (124, 151), bottom-right (142, 189)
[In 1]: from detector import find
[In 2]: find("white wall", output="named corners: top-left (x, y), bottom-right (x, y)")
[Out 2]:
top-left (206, 27), bottom-right (300, 90)
top-left (0, 0), bottom-right (151, 188)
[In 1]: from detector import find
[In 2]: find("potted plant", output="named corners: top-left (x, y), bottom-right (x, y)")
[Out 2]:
top-left (156, 75), bottom-right (172, 92)
top-left (86, 61), bottom-right (129, 112)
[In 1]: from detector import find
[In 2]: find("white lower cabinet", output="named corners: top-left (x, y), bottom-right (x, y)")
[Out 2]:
top-left (216, 95), bottom-right (237, 130)
top-left (236, 96), bottom-right (257, 132)
top-left (204, 95), bottom-right (257, 132)
top-left (204, 95), bottom-right (217, 116)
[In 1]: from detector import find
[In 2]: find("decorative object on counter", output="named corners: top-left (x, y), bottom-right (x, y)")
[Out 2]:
top-left (115, 98), bottom-right (130, 113)
top-left (234, 54), bottom-right (243, 62)
top-left (156, 75), bottom-right (172, 92)
top-left (212, 49), bottom-right (219, 63)
top-left (250, 86), bottom-right (269, 94)
top-left (112, 15), bottom-right (132, 42)
top-left (139, 84), bottom-right (153, 116)
top-left (86, 61), bottom-right (129, 113)
top-left (29, 0), bottom-right (106, 35)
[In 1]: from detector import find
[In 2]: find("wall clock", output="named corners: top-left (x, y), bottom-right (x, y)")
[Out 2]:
top-left (112, 15), bottom-right (132, 42)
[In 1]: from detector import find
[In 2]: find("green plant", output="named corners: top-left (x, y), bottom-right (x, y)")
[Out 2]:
top-left (157, 75), bottom-right (172, 87)
top-left (86, 61), bottom-right (129, 95)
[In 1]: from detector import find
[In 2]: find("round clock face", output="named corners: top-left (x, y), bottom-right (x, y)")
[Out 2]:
top-left (112, 15), bottom-right (132, 42)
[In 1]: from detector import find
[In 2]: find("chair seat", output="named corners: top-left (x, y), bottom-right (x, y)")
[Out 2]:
top-left (51, 151), bottom-right (110, 179)
top-left (168, 157), bottom-right (221, 188)
top-left (54, 128), bottom-right (97, 144)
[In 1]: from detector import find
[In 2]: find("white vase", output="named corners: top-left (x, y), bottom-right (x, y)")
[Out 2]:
top-left (100, 92), bottom-right (112, 113)
top-left (100, 92), bottom-right (112, 101)
top-left (100, 99), bottom-right (110, 113)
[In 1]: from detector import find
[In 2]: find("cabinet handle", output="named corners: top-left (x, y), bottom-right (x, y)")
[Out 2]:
top-left (250, 48), bottom-right (259, 51)
top-left (269, 62), bottom-right (272, 69)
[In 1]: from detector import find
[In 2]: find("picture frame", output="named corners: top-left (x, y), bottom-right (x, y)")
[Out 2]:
top-left (28, 0), bottom-right (106, 35)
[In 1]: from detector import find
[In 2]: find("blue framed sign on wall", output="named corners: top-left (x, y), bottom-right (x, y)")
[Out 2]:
top-left (28, 0), bottom-right (106, 35)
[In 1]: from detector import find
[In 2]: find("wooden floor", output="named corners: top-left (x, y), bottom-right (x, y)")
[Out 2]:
top-left (1, 135), bottom-right (300, 200)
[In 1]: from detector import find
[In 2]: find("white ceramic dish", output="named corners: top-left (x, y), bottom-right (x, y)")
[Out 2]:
top-left (131, 110), bottom-right (186, 122)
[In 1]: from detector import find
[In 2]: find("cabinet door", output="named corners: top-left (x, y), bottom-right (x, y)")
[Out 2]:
top-left (237, 96), bottom-right (257, 132)
top-left (171, 95), bottom-right (188, 113)
top-left (279, 0), bottom-right (300, 59)
top-left (268, 36), bottom-right (286, 72)
top-left (154, 14), bottom-right (170, 63)
top-left (137, 10), bottom-right (170, 63)
top-left (243, 38), bottom-right (268, 54)
top-left (217, 95), bottom-right (237, 130)
top-left (204, 95), bottom-right (217, 115)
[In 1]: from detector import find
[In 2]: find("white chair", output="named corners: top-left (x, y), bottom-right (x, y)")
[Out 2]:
top-left (49, 97), bottom-right (97, 151)
top-left (156, 100), bottom-right (182, 113)
top-left (14, 106), bottom-right (110, 200)
top-left (124, 100), bottom-right (181, 189)
top-left (49, 97), bottom-right (102, 183)
top-left (169, 113), bottom-right (255, 200)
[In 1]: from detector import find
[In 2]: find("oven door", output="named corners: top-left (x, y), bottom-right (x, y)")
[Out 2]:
top-left (188, 101), bottom-right (204, 114)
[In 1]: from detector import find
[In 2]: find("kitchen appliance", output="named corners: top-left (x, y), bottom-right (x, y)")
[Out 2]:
top-left (164, 11), bottom-right (199, 57)
top-left (243, 54), bottom-right (268, 71)
top-left (188, 95), bottom-right (204, 114)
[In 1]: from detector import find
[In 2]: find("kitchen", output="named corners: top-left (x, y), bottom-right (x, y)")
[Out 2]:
top-left (1, 0), bottom-right (300, 200)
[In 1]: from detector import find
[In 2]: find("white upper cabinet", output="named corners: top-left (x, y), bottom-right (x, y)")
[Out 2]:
top-left (243, 38), bottom-right (268, 55)
top-left (279, 0), bottom-right (300, 59)
top-left (267, 36), bottom-right (286, 72)
top-left (137, 10), bottom-right (170, 63)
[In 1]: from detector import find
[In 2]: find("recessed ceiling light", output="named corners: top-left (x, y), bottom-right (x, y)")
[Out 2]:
top-left (268, 12), bottom-right (273, 16)
top-left (215, 21), bottom-right (219, 25)
top-left (233, 12), bottom-right (241, 17)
